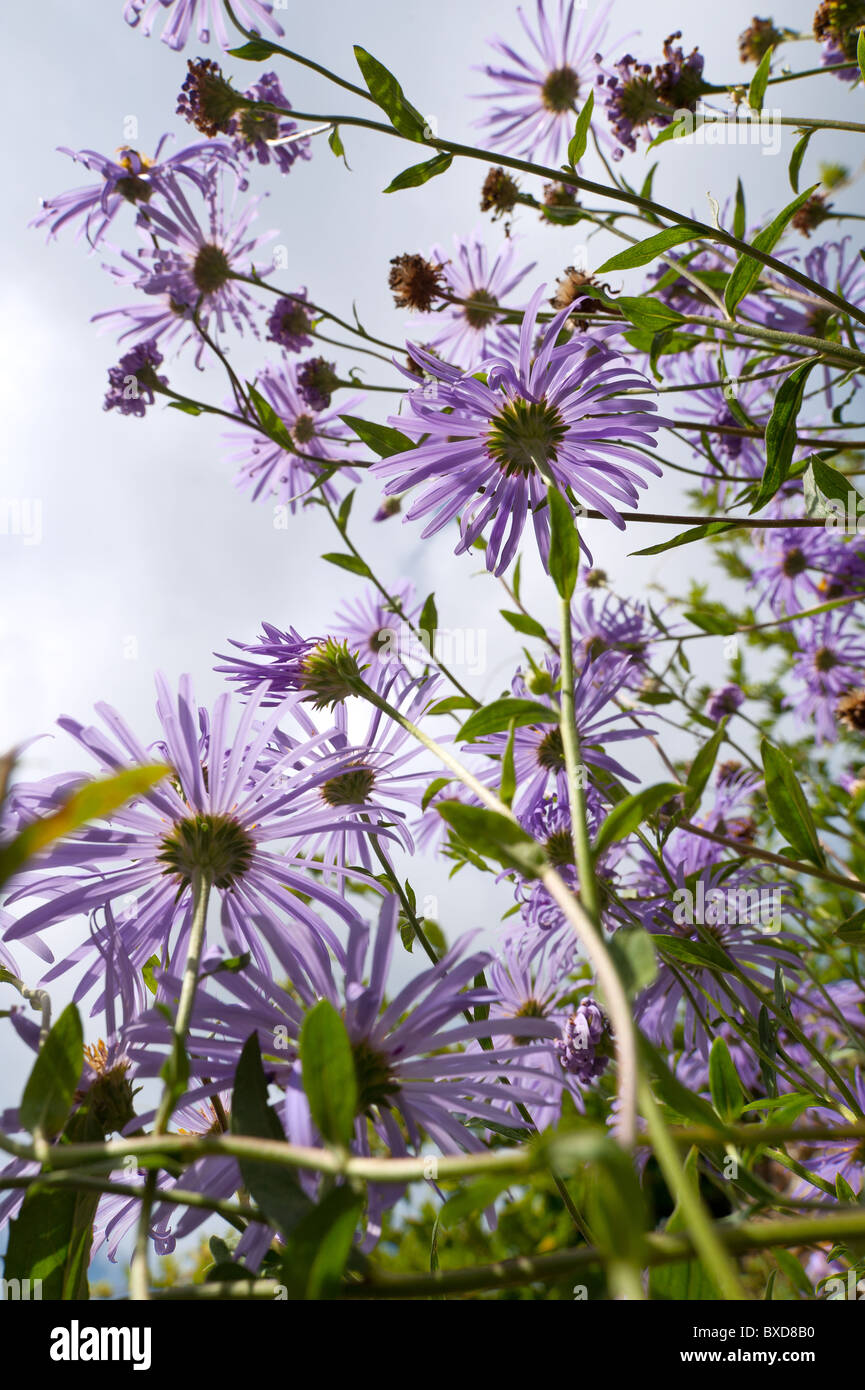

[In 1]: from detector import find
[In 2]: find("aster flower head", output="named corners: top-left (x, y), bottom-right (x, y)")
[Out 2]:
top-left (813, 1), bottom-right (865, 80)
top-left (374, 286), bottom-right (662, 577)
top-left (229, 71), bottom-right (312, 174)
top-left (266, 290), bottom-right (314, 351)
top-left (739, 17), bottom-right (788, 63)
top-left (598, 32), bottom-right (706, 159)
top-left (297, 356), bottom-right (340, 411)
top-left (706, 684), bottom-right (745, 723)
top-left (749, 527), bottom-right (862, 616)
top-left (330, 581), bottom-right (423, 674)
top-left (104, 339), bottom-right (167, 417)
top-left (388, 253), bottom-right (446, 314)
top-left (555, 997), bottom-right (612, 1083)
top-left (123, 0), bottom-right (284, 52)
top-left (114, 173), bottom-right (274, 353)
top-left (410, 232), bottom-right (536, 370)
top-left (789, 612), bottom-right (865, 742)
top-left (473, 0), bottom-right (621, 165)
top-left (2, 675), bottom-right (370, 990)
top-left (480, 168), bottom-right (522, 221)
top-left (177, 57), bottom-right (248, 137)
top-left (30, 137), bottom-right (234, 247)
top-left (225, 359), bottom-right (362, 511)
top-left (216, 626), bottom-right (365, 709)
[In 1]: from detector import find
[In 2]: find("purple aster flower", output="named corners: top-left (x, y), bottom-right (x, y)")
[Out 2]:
top-left (296, 356), bottom-right (341, 411)
top-left (569, 590), bottom-right (664, 689)
top-left (628, 859), bottom-right (797, 1055)
top-left (258, 669), bottom-right (442, 876)
top-left (410, 232), bottom-right (536, 370)
top-left (468, 651), bottom-right (654, 820)
top-left (97, 173), bottom-right (273, 359)
top-left (555, 996), bottom-right (612, 1083)
top-left (749, 527), bottom-right (862, 616)
top-left (30, 137), bottom-right (234, 246)
top-left (705, 684), bottom-right (745, 722)
top-left (330, 580), bottom-right (423, 673)
top-left (127, 896), bottom-right (562, 1245)
top-left (122, 0), bottom-right (284, 51)
top-left (375, 286), bottom-right (662, 577)
top-left (225, 360), bottom-right (362, 511)
top-left (228, 71), bottom-right (312, 174)
top-left (216, 626), bottom-right (366, 710)
top-left (598, 31), bottom-right (706, 159)
top-left (472, 0), bottom-right (622, 165)
top-left (266, 289), bottom-right (314, 352)
top-left (798, 1071), bottom-right (865, 1197)
top-left (788, 612), bottom-right (865, 742)
top-left (2, 675), bottom-right (373, 991)
top-left (478, 930), bottom-right (582, 1126)
top-left (814, 3), bottom-right (865, 82)
top-left (104, 339), bottom-right (168, 417)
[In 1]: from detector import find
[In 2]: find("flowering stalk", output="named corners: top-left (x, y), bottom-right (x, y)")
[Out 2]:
top-left (129, 868), bottom-right (212, 1302)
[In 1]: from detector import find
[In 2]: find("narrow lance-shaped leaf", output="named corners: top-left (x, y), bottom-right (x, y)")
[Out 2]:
top-left (299, 1000), bottom-right (358, 1148)
top-left (385, 152), bottom-right (452, 193)
top-left (460, 697), bottom-right (557, 741)
top-left (231, 1034), bottom-right (311, 1238)
top-left (593, 782), bottom-right (683, 855)
top-left (340, 414), bottom-right (415, 458)
top-left (748, 44), bottom-right (774, 112)
top-left (596, 224), bottom-right (704, 275)
top-left (724, 186), bottom-right (819, 316)
top-left (708, 1037), bottom-right (745, 1122)
top-left (353, 46), bottom-right (426, 140)
top-left (0, 765), bottom-right (169, 887)
top-left (566, 88), bottom-right (594, 168)
top-left (546, 485), bottom-right (579, 601)
top-left (437, 802), bottom-right (547, 878)
top-left (761, 738), bottom-right (825, 866)
top-left (788, 129), bottom-right (814, 193)
top-left (750, 360), bottom-right (816, 513)
top-left (20, 1003), bottom-right (83, 1138)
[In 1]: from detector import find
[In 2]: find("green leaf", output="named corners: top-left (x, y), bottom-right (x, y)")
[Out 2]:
top-left (321, 552), bottom-right (373, 579)
top-left (247, 381), bottom-right (296, 453)
top-left (788, 130), bottom-right (814, 193)
top-left (500, 720), bottom-right (517, 809)
top-left (436, 803), bottom-right (547, 878)
top-left (607, 927), bottom-right (658, 998)
top-left (142, 955), bottom-right (160, 996)
top-left (733, 178), bottom-right (746, 241)
top-left (593, 782), bottom-right (683, 855)
top-left (337, 489), bottom-right (355, 532)
top-left (20, 1003), bottom-right (83, 1138)
top-left (227, 39), bottom-right (279, 60)
top-left (748, 45), bottom-right (774, 112)
top-left (596, 224), bottom-right (703, 274)
top-left (418, 592), bottom-right (438, 637)
top-left (761, 738), bottom-right (824, 867)
top-left (803, 455), bottom-right (861, 519)
top-left (566, 88), bottom-right (594, 168)
top-left (750, 360), bottom-right (816, 512)
top-left (547, 485), bottom-right (580, 600)
top-left (279, 1187), bottom-right (364, 1299)
top-left (384, 152), bottom-right (452, 192)
top-left (859, 27), bottom-right (865, 84)
top-left (0, 764), bottom-right (169, 887)
top-left (353, 47), bottom-right (426, 140)
top-left (439, 1176), bottom-right (514, 1228)
top-left (426, 696), bottom-right (477, 717)
top-left (231, 1034), bottom-right (311, 1238)
top-left (724, 186), bottom-right (819, 316)
top-left (708, 1037), bottom-right (745, 1122)
top-left (4, 1186), bottom-right (98, 1300)
top-left (640, 1038), bottom-right (721, 1128)
top-left (655, 934), bottom-right (732, 972)
top-left (500, 609), bottom-right (548, 641)
top-left (299, 1001), bottom-right (358, 1148)
top-left (684, 723), bottom-right (726, 815)
top-left (167, 399), bottom-right (202, 416)
top-left (615, 296), bottom-right (685, 332)
top-left (630, 519), bottom-right (739, 558)
top-left (682, 609), bottom-right (736, 635)
top-left (328, 125), bottom-right (350, 168)
top-left (650, 1147), bottom-right (719, 1300)
top-left (339, 414), bottom-right (414, 458)
top-left (459, 697), bottom-right (557, 741)
top-left (421, 775), bottom-right (453, 812)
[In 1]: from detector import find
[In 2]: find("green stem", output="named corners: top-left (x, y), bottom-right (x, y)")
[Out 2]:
top-left (639, 1081), bottom-right (747, 1300)
top-left (129, 869), bottom-right (212, 1302)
